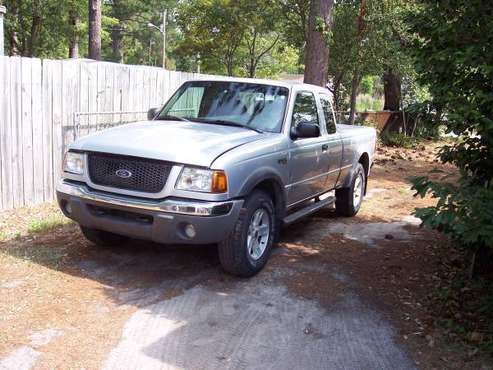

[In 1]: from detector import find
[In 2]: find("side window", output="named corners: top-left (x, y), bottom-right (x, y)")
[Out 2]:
top-left (292, 92), bottom-right (319, 133)
top-left (320, 95), bottom-right (336, 134)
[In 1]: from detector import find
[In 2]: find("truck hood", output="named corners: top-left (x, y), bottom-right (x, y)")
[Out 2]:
top-left (70, 120), bottom-right (263, 167)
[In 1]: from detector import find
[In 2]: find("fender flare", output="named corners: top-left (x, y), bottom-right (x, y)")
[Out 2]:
top-left (238, 169), bottom-right (287, 217)
top-left (339, 161), bottom-right (368, 195)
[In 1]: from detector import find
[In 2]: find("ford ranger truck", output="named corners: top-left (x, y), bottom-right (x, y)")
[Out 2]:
top-left (57, 78), bottom-right (377, 277)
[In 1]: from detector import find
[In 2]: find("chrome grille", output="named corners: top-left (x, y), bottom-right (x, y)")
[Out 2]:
top-left (88, 153), bottom-right (171, 193)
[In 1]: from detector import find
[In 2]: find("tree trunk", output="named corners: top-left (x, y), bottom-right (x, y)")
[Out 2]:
top-left (303, 0), bottom-right (334, 86)
top-left (8, 2), bottom-right (20, 55)
top-left (383, 69), bottom-right (401, 111)
top-left (111, 26), bottom-right (124, 63)
top-left (330, 71), bottom-right (344, 111)
top-left (348, 74), bottom-right (361, 125)
top-left (88, 0), bottom-right (102, 60)
top-left (68, 9), bottom-right (79, 59)
top-left (27, 10), bottom-right (42, 57)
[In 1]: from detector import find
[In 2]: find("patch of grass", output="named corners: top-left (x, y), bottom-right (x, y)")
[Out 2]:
top-left (27, 218), bottom-right (65, 234)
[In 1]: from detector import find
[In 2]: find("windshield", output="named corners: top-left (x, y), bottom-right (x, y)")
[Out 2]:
top-left (156, 81), bottom-right (289, 133)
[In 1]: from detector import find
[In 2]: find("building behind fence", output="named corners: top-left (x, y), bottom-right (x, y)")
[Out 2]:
top-left (0, 57), bottom-right (217, 210)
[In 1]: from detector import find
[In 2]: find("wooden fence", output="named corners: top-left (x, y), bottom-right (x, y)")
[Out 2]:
top-left (0, 56), bottom-right (217, 210)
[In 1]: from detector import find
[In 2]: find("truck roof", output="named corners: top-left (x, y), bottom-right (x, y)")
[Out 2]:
top-left (185, 77), bottom-right (331, 94)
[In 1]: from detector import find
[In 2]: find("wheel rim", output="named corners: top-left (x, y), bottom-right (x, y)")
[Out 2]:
top-left (353, 173), bottom-right (364, 207)
top-left (247, 208), bottom-right (271, 261)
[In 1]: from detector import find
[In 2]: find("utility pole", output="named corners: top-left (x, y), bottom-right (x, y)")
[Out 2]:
top-left (0, 5), bottom-right (6, 56)
top-left (161, 10), bottom-right (167, 69)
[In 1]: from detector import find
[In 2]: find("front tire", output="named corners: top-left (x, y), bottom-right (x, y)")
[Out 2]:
top-left (80, 226), bottom-right (128, 247)
top-left (218, 190), bottom-right (275, 277)
top-left (335, 163), bottom-right (366, 217)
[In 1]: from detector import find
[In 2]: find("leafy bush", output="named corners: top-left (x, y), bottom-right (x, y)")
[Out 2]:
top-left (412, 177), bottom-right (493, 250)
top-left (405, 101), bottom-right (443, 138)
top-left (380, 132), bottom-right (417, 148)
top-left (408, 0), bottom-right (493, 256)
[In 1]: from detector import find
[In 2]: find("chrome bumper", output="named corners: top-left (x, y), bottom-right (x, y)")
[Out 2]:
top-left (56, 180), bottom-right (244, 244)
top-left (56, 180), bottom-right (238, 217)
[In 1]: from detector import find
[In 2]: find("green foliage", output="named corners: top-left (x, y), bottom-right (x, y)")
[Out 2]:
top-left (409, 0), bottom-right (493, 251)
top-left (4, 0), bottom-right (88, 58)
top-left (405, 100), bottom-right (442, 138)
top-left (327, 0), bottom-right (414, 111)
top-left (413, 176), bottom-right (493, 250)
top-left (360, 76), bottom-right (376, 95)
top-left (175, 0), bottom-right (293, 77)
top-left (355, 93), bottom-right (383, 112)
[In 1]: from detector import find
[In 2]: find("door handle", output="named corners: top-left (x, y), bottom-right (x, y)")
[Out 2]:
top-left (322, 144), bottom-right (329, 152)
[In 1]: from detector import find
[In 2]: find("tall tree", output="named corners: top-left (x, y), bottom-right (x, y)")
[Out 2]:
top-left (239, 0), bottom-right (281, 78)
top-left (68, 8), bottom-right (80, 58)
top-left (347, 0), bottom-right (366, 124)
top-left (4, 0), bottom-right (86, 58)
top-left (383, 69), bottom-right (401, 111)
top-left (303, 0), bottom-right (334, 86)
top-left (88, 0), bottom-right (101, 60)
top-left (176, 0), bottom-right (285, 77)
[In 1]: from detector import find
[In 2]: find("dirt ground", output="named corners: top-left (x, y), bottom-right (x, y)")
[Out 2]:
top-left (0, 142), bottom-right (491, 370)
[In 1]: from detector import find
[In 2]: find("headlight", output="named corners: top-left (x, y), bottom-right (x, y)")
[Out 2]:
top-left (176, 167), bottom-right (228, 193)
top-left (63, 151), bottom-right (85, 175)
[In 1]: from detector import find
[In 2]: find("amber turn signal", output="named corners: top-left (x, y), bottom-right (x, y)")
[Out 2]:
top-left (211, 171), bottom-right (228, 193)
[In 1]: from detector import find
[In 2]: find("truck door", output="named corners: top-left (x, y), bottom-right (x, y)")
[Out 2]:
top-left (287, 91), bottom-right (329, 207)
top-left (319, 94), bottom-right (344, 190)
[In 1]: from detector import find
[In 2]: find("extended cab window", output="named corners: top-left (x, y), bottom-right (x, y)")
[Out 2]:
top-left (291, 92), bottom-right (319, 134)
top-left (319, 95), bottom-right (336, 134)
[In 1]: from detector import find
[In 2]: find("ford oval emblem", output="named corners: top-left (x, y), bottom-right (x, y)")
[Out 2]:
top-left (116, 169), bottom-right (133, 179)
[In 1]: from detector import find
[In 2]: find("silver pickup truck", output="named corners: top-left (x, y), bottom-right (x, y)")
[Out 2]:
top-left (57, 78), bottom-right (376, 276)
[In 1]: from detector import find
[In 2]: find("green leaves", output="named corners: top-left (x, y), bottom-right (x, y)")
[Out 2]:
top-left (407, 0), bottom-right (493, 252)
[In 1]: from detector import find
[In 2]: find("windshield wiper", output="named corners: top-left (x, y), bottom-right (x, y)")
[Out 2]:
top-left (155, 115), bottom-right (190, 122)
top-left (192, 118), bottom-right (263, 133)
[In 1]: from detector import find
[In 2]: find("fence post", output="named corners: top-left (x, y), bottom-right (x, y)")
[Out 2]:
top-left (0, 6), bottom-right (6, 56)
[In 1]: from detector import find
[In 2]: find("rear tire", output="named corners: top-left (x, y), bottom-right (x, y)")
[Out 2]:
top-left (335, 163), bottom-right (366, 217)
top-left (80, 226), bottom-right (128, 247)
top-left (218, 190), bottom-right (275, 277)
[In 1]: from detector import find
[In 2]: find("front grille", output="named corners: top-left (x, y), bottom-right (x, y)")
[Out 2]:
top-left (88, 152), bottom-right (171, 193)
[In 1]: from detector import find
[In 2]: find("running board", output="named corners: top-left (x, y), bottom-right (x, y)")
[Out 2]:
top-left (283, 196), bottom-right (335, 225)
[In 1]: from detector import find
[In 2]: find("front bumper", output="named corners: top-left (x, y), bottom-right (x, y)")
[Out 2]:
top-left (56, 180), bottom-right (243, 245)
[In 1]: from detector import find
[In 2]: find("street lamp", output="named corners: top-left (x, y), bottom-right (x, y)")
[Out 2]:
top-left (148, 10), bottom-right (167, 69)
top-left (0, 5), bottom-right (6, 56)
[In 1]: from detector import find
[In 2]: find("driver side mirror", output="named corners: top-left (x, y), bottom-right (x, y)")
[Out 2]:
top-left (290, 121), bottom-right (320, 140)
top-left (147, 108), bottom-right (159, 121)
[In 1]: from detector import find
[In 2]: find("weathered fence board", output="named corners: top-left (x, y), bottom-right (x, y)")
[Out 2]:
top-left (0, 57), bottom-right (221, 210)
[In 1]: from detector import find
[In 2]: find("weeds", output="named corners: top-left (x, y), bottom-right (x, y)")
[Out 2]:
top-left (380, 132), bottom-right (419, 149)
top-left (27, 218), bottom-right (65, 234)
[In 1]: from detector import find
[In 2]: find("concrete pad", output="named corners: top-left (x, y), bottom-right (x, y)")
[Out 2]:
top-left (0, 347), bottom-right (40, 370)
top-left (104, 283), bottom-right (415, 370)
